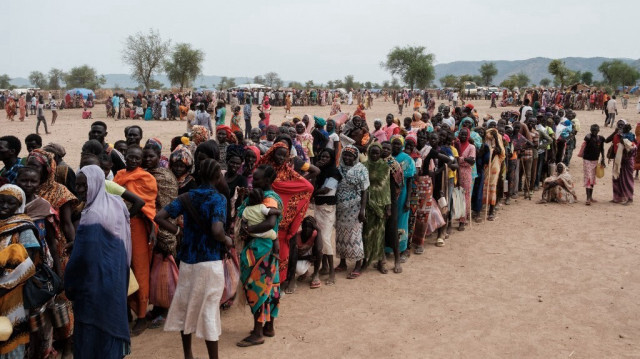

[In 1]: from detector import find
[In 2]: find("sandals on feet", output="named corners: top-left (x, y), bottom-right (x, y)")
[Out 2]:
top-left (310, 279), bottom-right (322, 289)
top-left (436, 238), bottom-right (445, 247)
top-left (237, 336), bottom-right (265, 347)
top-left (347, 271), bottom-right (361, 279)
top-left (414, 246), bottom-right (424, 255)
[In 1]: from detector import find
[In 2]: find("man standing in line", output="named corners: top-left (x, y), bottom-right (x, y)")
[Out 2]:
top-left (605, 95), bottom-right (617, 128)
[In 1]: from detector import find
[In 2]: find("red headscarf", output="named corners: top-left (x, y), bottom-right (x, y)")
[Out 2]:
top-left (216, 125), bottom-right (237, 144)
top-left (245, 145), bottom-right (261, 163)
top-left (458, 128), bottom-right (471, 155)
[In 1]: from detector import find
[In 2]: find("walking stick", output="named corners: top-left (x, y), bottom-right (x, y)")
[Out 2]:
top-left (519, 157), bottom-right (530, 200)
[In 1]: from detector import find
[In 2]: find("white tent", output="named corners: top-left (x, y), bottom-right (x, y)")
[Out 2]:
top-left (232, 83), bottom-right (268, 90)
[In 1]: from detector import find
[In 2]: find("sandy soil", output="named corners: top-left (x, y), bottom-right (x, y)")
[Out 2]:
top-left (3, 97), bottom-right (639, 358)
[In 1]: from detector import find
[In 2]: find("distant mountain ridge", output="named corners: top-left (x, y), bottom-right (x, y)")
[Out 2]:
top-left (433, 57), bottom-right (639, 86)
top-left (8, 57), bottom-right (639, 88)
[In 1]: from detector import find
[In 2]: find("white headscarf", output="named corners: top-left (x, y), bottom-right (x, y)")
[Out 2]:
top-left (0, 184), bottom-right (26, 214)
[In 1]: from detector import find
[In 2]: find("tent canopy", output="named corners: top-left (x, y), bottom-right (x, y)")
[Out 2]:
top-left (66, 88), bottom-right (95, 99)
top-left (231, 83), bottom-right (267, 90)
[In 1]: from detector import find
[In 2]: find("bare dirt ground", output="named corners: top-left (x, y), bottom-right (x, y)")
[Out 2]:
top-left (3, 96), bottom-right (639, 358)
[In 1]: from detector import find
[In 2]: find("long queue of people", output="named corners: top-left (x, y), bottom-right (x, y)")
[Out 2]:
top-left (0, 95), bottom-right (638, 358)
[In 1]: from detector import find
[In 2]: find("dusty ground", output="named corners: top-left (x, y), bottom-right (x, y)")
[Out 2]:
top-left (3, 96), bottom-right (639, 358)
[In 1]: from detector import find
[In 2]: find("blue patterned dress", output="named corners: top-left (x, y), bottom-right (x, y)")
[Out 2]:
top-left (335, 162), bottom-right (369, 260)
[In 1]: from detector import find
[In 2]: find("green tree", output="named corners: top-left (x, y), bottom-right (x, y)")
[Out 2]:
top-left (28, 71), bottom-right (48, 88)
top-left (539, 78), bottom-right (551, 87)
top-left (148, 79), bottom-right (165, 90)
top-left (547, 59), bottom-right (574, 90)
top-left (500, 72), bottom-right (530, 89)
top-left (439, 74), bottom-right (458, 88)
top-left (64, 65), bottom-right (106, 89)
top-left (333, 79), bottom-right (344, 88)
top-left (217, 77), bottom-right (228, 90)
top-left (226, 78), bottom-right (236, 88)
top-left (382, 45), bottom-right (435, 89)
top-left (122, 28), bottom-right (171, 92)
top-left (344, 75), bottom-right (356, 90)
top-left (289, 81), bottom-right (303, 90)
top-left (390, 78), bottom-right (401, 89)
top-left (364, 81), bottom-right (372, 89)
top-left (382, 80), bottom-right (390, 89)
top-left (165, 43), bottom-right (204, 91)
top-left (327, 80), bottom-right (335, 89)
top-left (264, 72), bottom-right (282, 88)
top-left (515, 72), bottom-right (530, 88)
top-left (48, 68), bottom-right (65, 89)
top-left (581, 71), bottom-right (593, 85)
top-left (253, 75), bottom-right (265, 85)
top-left (305, 80), bottom-right (314, 89)
top-left (598, 60), bottom-right (640, 87)
top-left (479, 62), bottom-right (498, 86)
top-left (0, 74), bottom-right (11, 88)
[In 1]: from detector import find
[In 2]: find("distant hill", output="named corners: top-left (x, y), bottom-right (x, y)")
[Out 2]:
top-left (433, 57), bottom-right (638, 86)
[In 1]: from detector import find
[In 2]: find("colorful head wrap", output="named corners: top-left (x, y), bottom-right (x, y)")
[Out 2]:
top-left (405, 133), bottom-right (417, 145)
top-left (465, 103), bottom-right (474, 110)
top-left (191, 125), bottom-right (209, 146)
top-left (342, 144), bottom-right (359, 158)
top-left (0, 184), bottom-right (26, 214)
top-left (390, 134), bottom-right (405, 147)
top-left (216, 125), bottom-right (237, 144)
top-left (170, 145), bottom-right (194, 168)
top-left (314, 116), bottom-right (326, 127)
top-left (245, 145), bottom-right (261, 163)
top-left (146, 137), bottom-right (163, 152)
top-left (368, 141), bottom-right (382, 152)
top-left (28, 148), bottom-right (54, 179)
top-left (43, 143), bottom-right (66, 158)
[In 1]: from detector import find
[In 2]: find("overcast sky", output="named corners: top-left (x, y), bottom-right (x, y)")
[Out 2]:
top-left (3, 0), bottom-right (638, 84)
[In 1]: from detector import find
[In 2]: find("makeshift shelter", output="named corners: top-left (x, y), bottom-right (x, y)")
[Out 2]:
top-left (66, 88), bottom-right (96, 99)
top-left (569, 83), bottom-right (590, 92)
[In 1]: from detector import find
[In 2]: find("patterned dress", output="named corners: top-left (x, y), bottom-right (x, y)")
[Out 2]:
top-left (335, 162), bottom-right (369, 260)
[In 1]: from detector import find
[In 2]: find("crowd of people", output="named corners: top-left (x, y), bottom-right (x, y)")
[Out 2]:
top-left (0, 90), bottom-right (638, 359)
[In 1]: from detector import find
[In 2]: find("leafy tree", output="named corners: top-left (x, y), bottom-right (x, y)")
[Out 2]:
top-left (598, 60), bottom-right (640, 87)
top-left (327, 80), bottom-right (335, 89)
top-left (333, 79), bottom-right (344, 88)
top-left (217, 77), bottom-right (237, 90)
top-left (500, 72), bottom-right (530, 89)
top-left (539, 78), bottom-right (551, 87)
top-left (479, 62), bottom-right (498, 86)
top-left (64, 65), bottom-right (106, 89)
top-left (122, 28), bottom-right (171, 92)
top-left (148, 79), bottom-right (165, 90)
top-left (28, 71), bottom-right (48, 88)
top-left (344, 75), bottom-right (356, 90)
top-left (226, 78), bottom-right (236, 88)
top-left (581, 71), bottom-right (593, 85)
top-left (364, 81), bottom-right (372, 89)
top-left (48, 68), bottom-right (65, 89)
top-left (439, 74), bottom-right (458, 88)
top-left (382, 80), bottom-right (390, 89)
top-left (253, 75), bottom-right (265, 85)
top-left (0, 74), bottom-right (11, 88)
top-left (390, 78), bottom-right (401, 89)
top-left (165, 43), bottom-right (204, 91)
top-left (305, 80), bottom-right (314, 89)
top-left (264, 72), bottom-right (282, 88)
top-left (382, 45), bottom-right (435, 89)
top-left (547, 59), bottom-right (574, 90)
top-left (289, 81), bottom-right (303, 90)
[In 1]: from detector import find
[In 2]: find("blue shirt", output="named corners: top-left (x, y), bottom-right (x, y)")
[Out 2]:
top-left (165, 186), bottom-right (227, 264)
top-left (243, 104), bottom-right (252, 121)
top-left (0, 161), bottom-right (24, 184)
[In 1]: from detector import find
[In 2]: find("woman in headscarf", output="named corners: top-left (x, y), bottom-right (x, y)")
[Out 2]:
top-left (0, 184), bottom-right (39, 359)
top-left (242, 146), bottom-right (260, 190)
top-left (456, 128), bottom-right (476, 230)
top-left (18, 95), bottom-right (26, 121)
top-left (295, 122), bottom-right (314, 161)
top-left (483, 128), bottom-right (506, 221)
top-left (216, 124), bottom-right (236, 171)
top-left (146, 138), bottom-right (169, 168)
top-left (381, 142), bottom-right (404, 273)
top-left (64, 165), bottom-right (131, 359)
top-left (312, 148), bottom-right (341, 284)
top-left (362, 143), bottom-right (390, 273)
top-left (611, 123), bottom-right (637, 204)
top-left (334, 145), bottom-right (369, 279)
top-left (353, 103), bottom-right (367, 121)
top-left (329, 97), bottom-right (341, 116)
top-left (26, 148), bottom-right (77, 268)
top-left (389, 135), bottom-right (415, 260)
top-left (262, 98), bottom-right (271, 127)
top-left (113, 146), bottom-right (158, 336)
top-left (410, 111), bottom-right (427, 131)
top-left (42, 143), bottom-right (76, 196)
top-left (5, 96), bottom-right (16, 121)
top-left (142, 140), bottom-right (179, 328)
top-left (411, 132), bottom-right (448, 252)
top-left (235, 164), bottom-right (282, 347)
top-left (258, 142), bottom-right (314, 283)
top-left (538, 163), bottom-right (577, 204)
top-left (170, 145), bottom-right (197, 195)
